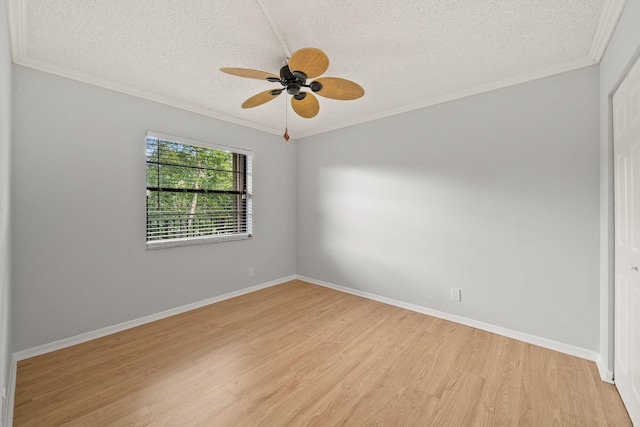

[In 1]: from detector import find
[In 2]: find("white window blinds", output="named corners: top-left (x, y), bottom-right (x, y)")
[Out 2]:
top-left (146, 132), bottom-right (252, 249)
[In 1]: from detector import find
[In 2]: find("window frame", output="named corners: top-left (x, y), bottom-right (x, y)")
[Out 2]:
top-left (145, 131), bottom-right (253, 250)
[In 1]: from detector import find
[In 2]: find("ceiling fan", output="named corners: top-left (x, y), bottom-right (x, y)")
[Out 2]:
top-left (221, 48), bottom-right (365, 121)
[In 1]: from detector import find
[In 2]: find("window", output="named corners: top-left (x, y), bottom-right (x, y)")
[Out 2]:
top-left (146, 132), bottom-right (252, 249)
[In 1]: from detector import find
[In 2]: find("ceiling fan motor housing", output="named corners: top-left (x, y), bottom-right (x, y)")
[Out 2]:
top-left (280, 66), bottom-right (313, 96)
top-left (287, 83), bottom-right (301, 95)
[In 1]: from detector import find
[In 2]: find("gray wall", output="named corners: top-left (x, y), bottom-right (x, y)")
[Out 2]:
top-left (598, 0), bottom-right (640, 376)
top-left (11, 66), bottom-right (296, 352)
top-left (7, 2), bottom-right (629, 365)
top-left (297, 65), bottom-right (600, 351)
top-left (0, 0), bottom-right (11, 421)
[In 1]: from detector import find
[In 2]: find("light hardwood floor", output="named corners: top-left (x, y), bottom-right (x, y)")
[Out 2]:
top-left (14, 280), bottom-right (631, 426)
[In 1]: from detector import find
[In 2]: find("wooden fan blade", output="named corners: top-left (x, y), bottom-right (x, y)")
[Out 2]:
top-left (242, 89), bottom-right (281, 109)
top-left (288, 48), bottom-right (329, 79)
top-left (313, 77), bottom-right (365, 100)
top-left (221, 67), bottom-right (279, 81)
top-left (291, 92), bottom-right (320, 118)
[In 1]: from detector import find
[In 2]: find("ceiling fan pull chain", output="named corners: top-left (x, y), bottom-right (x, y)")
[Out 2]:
top-left (283, 95), bottom-right (290, 142)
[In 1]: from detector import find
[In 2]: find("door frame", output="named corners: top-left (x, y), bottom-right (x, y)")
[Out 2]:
top-left (605, 45), bottom-right (640, 383)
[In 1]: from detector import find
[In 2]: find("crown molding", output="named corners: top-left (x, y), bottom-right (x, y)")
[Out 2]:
top-left (14, 56), bottom-right (287, 137)
top-left (13, 54), bottom-right (595, 142)
top-left (6, 1), bottom-right (296, 138)
top-left (11, 49), bottom-right (597, 140)
top-left (5, 0), bottom-right (614, 141)
top-left (6, 0), bottom-right (25, 63)
top-left (296, 56), bottom-right (598, 139)
top-left (589, 0), bottom-right (627, 62)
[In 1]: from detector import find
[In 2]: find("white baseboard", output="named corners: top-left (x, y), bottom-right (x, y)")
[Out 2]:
top-left (296, 275), bottom-right (600, 363)
top-left (13, 275), bottom-right (295, 362)
top-left (596, 354), bottom-right (615, 384)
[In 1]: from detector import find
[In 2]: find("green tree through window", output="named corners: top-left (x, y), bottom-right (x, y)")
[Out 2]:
top-left (146, 133), bottom-right (252, 249)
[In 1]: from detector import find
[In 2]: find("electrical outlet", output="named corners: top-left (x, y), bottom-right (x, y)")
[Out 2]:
top-left (248, 267), bottom-right (254, 277)
top-left (451, 288), bottom-right (461, 302)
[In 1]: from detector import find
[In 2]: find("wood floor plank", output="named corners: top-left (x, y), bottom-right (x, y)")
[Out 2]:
top-left (151, 385), bottom-right (237, 426)
top-left (370, 388), bottom-right (439, 426)
top-left (13, 280), bottom-right (632, 426)
top-left (556, 352), bottom-right (610, 425)
top-left (299, 341), bottom-right (410, 425)
top-left (429, 370), bottom-right (486, 427)
top-left (455, 327), bottom-right (503, 378)
top-left (516, 344), bottom-right (561, 425)
top-left (214, 365), bottom-right (308, 426)
top-left (418, 321), bottom-right (477, 398)
top-left (589, 363), bottom-right (633, 426)
top-left (474, 337), bottom-right (526, 425)
top-left (330, 312), bottom-right (438, 425)
top-left (60, 403), bottom-right (157, 427)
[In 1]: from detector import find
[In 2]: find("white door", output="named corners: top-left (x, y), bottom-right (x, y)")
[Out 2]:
top-left (613, 54), bottom-right (640, 425)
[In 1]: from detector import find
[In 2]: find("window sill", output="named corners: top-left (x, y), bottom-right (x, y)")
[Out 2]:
top-left (146, 233), bottom-right (252, 250)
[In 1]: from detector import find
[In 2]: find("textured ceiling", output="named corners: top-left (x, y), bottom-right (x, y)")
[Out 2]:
top-left (7, 0), bottom-right (626, 138)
